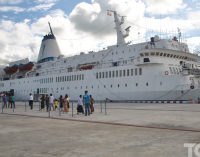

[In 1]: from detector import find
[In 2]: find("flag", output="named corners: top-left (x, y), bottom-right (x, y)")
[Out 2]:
top-left (107, 11), bottom-right (111, 16)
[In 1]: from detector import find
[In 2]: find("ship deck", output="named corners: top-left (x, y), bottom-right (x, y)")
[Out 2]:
top-left (0, 102), bottom-right (200, 156)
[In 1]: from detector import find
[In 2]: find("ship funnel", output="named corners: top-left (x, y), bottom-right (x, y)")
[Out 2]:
top-left (37, 22), bottom-right (62, 63)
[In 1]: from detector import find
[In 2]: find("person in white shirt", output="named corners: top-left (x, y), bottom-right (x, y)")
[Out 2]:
top-left (29, 93), bottom-right (33, 110)
top-left (49, 94), bottom-right (54, 111)
top-left (77, 95), bottom-right (84, 114)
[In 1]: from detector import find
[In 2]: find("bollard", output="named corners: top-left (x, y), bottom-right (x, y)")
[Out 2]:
top-left (105, 101), bottom-right (106, 115)
top-left (25, 100), bottom-right (26, 112)
top-left (100, 101), bottom-right (102, 113)
top-left (59, 102), bottom-right (61, 116)
top-left (1, 98), bottom-right (3, 113)
top-left (72, 101), bottom-right (73, 117)
top-left (48, 105), bottom-right (50, 117)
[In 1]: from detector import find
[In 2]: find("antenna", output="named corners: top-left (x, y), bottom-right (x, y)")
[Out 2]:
top-left (48, 22), bottom-right (54, 36)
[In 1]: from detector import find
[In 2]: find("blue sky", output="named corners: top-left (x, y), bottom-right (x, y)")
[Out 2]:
top-left (0, 0), bottom-right (200, 66)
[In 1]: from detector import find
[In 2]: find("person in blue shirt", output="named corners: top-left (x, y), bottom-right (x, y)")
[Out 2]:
top-left (3, 95), bottom-right (7, 108)
top-left (83, 91), bottom-right (91, 116)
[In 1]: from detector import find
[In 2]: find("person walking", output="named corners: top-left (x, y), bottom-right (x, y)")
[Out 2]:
top-left (83, 91), bottom-right (90, 116)
top-left (7, 96), bottom-right (10, 108)
top-left (67, 94), bottom-right (70, 108)
top-left (90, 95), bottom-right (95, 114)
top-left (77, 95), bottom-right (84, 114)
top-left (11, 95), bottom-right (15, 108)
top-left (45, 94), bottom-right (50, 112)
top-left (40, 94), bottom-right (45, 110)
top-left (3, 95), bottom-right (7, 108)
top-left (59, 95), bottom-right (64, 112)
top-left (29, 93), bottom-right (33, 110)
top-left (63, 94), bottom-right (69, 113)
top-left (49, 94), bottom-right (54, 111)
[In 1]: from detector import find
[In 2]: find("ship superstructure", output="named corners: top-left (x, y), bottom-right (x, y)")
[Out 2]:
top-left (0, 11), bottom-right (200, 101)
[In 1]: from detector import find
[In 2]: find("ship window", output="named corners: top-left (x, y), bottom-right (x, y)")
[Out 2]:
top-left (109, 71), bottom-right (111, 78)
top-left (116, 52), bottom-right (118, 54)
top-left (70, 76), bottom-right (71, 81)
top-left (58, 77), bottom-right (59, 82)
top-left (123, 70), bottom-right (125, 76)
top-left (56, 77), bottom-right (57, 82)
top-left (163, 53), bottom-right (166, 57)
top-left (99, 72), bottom-right (101, 78)
top-left (127, 69), bottom-right (129, 76)
top-left (116, 70), bottom-right (118, 77)
top-left (112, 71), bottom-right (115, 77)
top-left (44, 79), bottom-right (45, 83)
top-left (65, 76), bottom-right (66, 81)
top-left (169, 67), bottom-right (173, 74)
top-left (46, 78), bottom-right (47, 83)
top-left (72, 75), bottom-right (73, 81)
top-left (150, 52), bottom-right (155, 56)
top-left (81, 86), bottom-right (82, 89)
top-left (77, 75), bottom-right (78, 80)
top-left (119, 70), bottom-right (122, 77)
top-left (104, 85), bottom-right (106, 88)
top-left (135, 68), bottom-right (137, 75)
top-left (159, 53), bottom-right (163, 56)
top-left (173, 67), bottom-right (176, 74)
top-left (102, 72), bottom-right (104, 78)
top-left (74, 75), bottom-right (76, 81)
top-left (49, 78), bottom-right (51, 83)
top-left (48, 78), bottom-right (49, 83)
top-left (136, 83), bottom-right (138, 86)
top-left (129, 49), bottom-right (131, 52)
top-left (122, 50), bottom-right (124, 53)
top-left (167, 54), bottom-right (170, 57)
top-left (67, 87), bottom-right (69, 90)
top-left (146, 83), bottom-right (148, 86)
top-left (106, 72), bottom-right (108, 78)
top-left (82, 74), bottom-right (84, 80)
top-left (118, 84), bottom-right (120, 87)
top-left (92, 86), bottom-right (93, 89)
top-left (96, 73), bottom-right (98, 79)
top-left (86, 86), bottom-right (87, 89)
top-left (98, 85), bottom-right (99, 88)
top-left (125, 84), bottom-right (127, 87)
top-left (79, 74), bottom-right (81, 80)
top-left (144, 58), bottom-right (150, 62)
top-left (160, 82), bottom-right (162, 85)
top-left (67, 76), bottom-right (68, 81)
top-left (112, 52), bottom-right (114, 55)
top-left (63, 76), bottom-right (64, 81)
top-left (111, 85), bottom-right (112, 88)
top-left (131, 69), bottom-right (133, 76)
top-left (93, 55), bottom-right (94, 58)
top-left (139, 68), bottom-right (142, 75)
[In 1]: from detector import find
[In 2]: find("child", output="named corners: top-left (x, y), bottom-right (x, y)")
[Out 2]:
top-left (54, 99), bottom-right (58, 110)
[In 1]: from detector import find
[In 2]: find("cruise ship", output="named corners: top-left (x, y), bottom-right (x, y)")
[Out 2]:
top-left (0, 10), bottom-right (200, 101)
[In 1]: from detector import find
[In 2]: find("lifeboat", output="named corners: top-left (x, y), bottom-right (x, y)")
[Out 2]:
top-left (4, 64), bottom-right (18, 74)
top-left (80, 65), bottom-right (93, 70)
top-left (24, 62), bottom-right (34, 70)
top-left (18, 64), bottom-right (26, 71)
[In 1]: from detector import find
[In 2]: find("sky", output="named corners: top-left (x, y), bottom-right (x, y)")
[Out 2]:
top-left (0, 0), bottom-right (200, 67)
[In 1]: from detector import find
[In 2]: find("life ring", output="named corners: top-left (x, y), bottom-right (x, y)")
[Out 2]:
top-left (165, 71), bottom-right (169, 75)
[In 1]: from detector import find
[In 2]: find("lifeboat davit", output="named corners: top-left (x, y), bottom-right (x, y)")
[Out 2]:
top-left (80, 65), bottom-right (93, 70)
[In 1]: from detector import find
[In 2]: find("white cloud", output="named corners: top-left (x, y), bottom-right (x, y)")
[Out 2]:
top-left (144, 0), bottom-right (186, 15)
top-left (0, 6), bottom-right (25, 13)
top-left (0, 0), bottom-right (23, 4)
top-left (34, 0), bottom-right (58, 3)
top-left (2, 15), bottom-right (8, 18)
top-left (27, 3), bottom-right (56, 12)
top-left (48, 9), bottom-right (68, 18)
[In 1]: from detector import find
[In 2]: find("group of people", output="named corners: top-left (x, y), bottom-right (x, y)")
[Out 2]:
top-left (33, 90), bottom-right (95, 116)
top-left (2, 94), bottom-right (15, 108)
